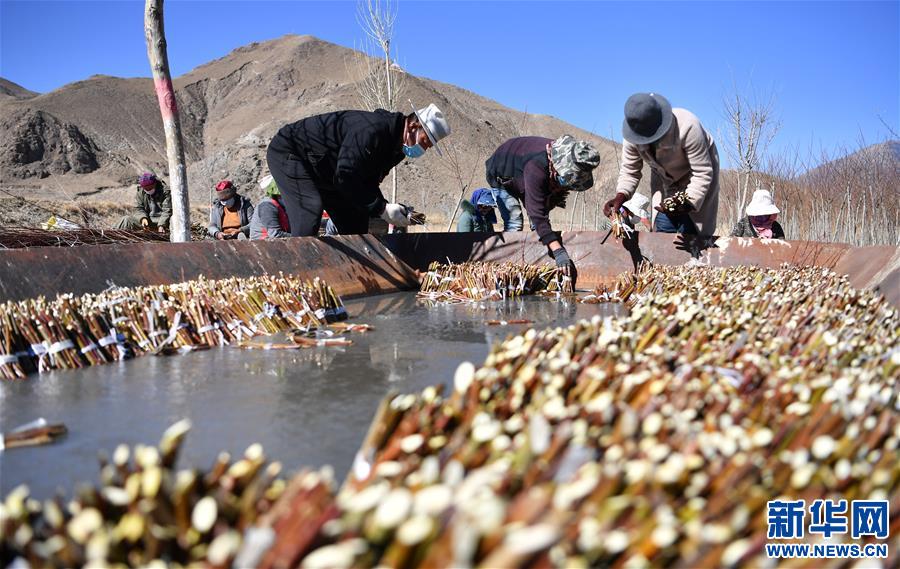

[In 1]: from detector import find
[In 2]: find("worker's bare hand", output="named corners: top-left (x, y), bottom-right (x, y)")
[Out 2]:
top-left (157, 226), bottom-right (166, 234)
top-left (603, 193), bottom-right (627, 218)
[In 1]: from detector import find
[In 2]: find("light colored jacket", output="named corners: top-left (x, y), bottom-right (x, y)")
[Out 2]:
top-left (615, 108), bottom-right (720, 235)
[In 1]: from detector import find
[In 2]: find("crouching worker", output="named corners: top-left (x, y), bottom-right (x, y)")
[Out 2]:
top-left (250, 175), bottom-right (292, 240)
top-left (485, 135), bottom-right (601, 287)
top-left (266, 104), bottom-right (450, 236)
top-left (457, 189), bottom-right (497, 233)
top-left (731, 189), bottom-right (785, 239)
top-left (207, 180), bottom-right (253, 240)
top-left (117, 172), bottom-right (171, 233)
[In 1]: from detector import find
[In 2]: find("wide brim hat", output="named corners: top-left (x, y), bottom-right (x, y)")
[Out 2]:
top-left (412, 102), bottom-right (451, 157)
top-left (259, 174), bottom-right (280, 196)
top-left (622, 193), bottom-right (651, 219)
top-left (745, 189), bottom-right (780, 216)
top-left (622, 92), bottom-right (673, 145)
top-left (549, 135), bottom-right (601, 192)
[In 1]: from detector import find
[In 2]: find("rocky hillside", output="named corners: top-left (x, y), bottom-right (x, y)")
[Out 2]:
top-left (0, 35), bottom-right (634, 229)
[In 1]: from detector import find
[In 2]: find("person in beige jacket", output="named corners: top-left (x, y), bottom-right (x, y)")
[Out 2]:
top-left (603, 93), bottom-right (719, 235)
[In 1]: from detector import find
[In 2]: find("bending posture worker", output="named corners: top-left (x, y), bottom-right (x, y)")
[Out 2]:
top-left (208, 180), bottom-right (253, 240)
top-left (266, 104), bottom-right (450, 236)
top-left (457, 189), bottom-right (497, 233)
top-left (731, 189), bottom-right (785, 239)
top-left (485, 135), bottom-right (601, 284)
top-left (250, 175), bottom-right (292, 240)
top-left (116, 172), bottom-right (172, 233)
top-left (604, 93), bottom-right (719, 235)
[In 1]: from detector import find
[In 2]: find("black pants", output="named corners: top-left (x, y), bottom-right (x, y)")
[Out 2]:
top-left (266, 140), bottom-right (369, 237)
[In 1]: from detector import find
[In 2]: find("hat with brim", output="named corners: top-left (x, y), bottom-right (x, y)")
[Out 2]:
top-left (745, 189), bottom-right (780, 216)
top-left (475, 192), bottom-right (497, 207)
top-left (622, 193), bottom-right (651, 219)
top-left (550, 135), bottom-right (601, 192)
top-left (259, 174), bottom-right (280, 196)
top-left (622, 92), bottom-right (673, 145)
top-left (411, 102), bottom-right (451, 157)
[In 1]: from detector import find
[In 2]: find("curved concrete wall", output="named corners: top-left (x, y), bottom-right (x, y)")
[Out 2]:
top-left (1, 232), bottom-right (897, 306)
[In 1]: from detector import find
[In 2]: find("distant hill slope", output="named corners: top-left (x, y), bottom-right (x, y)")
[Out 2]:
top-left (0, 78), bottom-right (38, 99)
top-left (0, 35), bottom-right (631, 228)
top-left (800, 140), bottom-right (900, 185)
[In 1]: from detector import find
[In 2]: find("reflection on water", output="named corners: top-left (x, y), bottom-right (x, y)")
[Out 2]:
top-left (0, 293), bottom-right (624, 497)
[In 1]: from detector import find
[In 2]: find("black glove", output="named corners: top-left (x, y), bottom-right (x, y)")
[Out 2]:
top-left (603, 193), bottom-right (628, 218)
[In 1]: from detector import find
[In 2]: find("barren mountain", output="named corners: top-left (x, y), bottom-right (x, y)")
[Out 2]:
top-left (0, 78), bottom-right (38, 100)
top-left (0, 35), bottom-right (633, 229)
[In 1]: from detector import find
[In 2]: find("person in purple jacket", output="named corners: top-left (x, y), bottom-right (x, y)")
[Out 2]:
top-left (484, 135), bottom-right (601, 287)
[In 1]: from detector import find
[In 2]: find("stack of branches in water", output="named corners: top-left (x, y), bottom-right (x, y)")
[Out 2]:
top-left (580, 264), bottom-right (652, 305)
top-left (418, 261), bottom-right (570, 303)
top-left (0, 227), bottom-right (170, 249)
top-left (5, 265), bottom-right (898, 566)
top-left (0, 275), bottom-right (345, 380)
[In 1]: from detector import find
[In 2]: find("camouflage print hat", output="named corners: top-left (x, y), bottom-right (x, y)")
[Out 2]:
top-left (549, 135), bottom-right (601, 192)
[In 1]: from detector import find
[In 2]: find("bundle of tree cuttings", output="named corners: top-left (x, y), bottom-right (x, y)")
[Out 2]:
top-left (1, 418), bottom-right (67, 451)
top-left (418, 261), bottom-right (570, 303)
top-left (579, 265), bottom-right (649, 305)
top-left (0, 226), bottom-right (170, 249)
top-left (0, 274), bottom-right (347, 380)
top-left (4, 265), bottom-right (897, 567)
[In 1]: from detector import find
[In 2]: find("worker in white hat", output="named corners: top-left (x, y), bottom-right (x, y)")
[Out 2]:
top-left (620, 193), bottom-right (652, 231)
top-left (730, 189), bottom-right (785, 239)
top-left (266, 104), bottom-right (451, 236)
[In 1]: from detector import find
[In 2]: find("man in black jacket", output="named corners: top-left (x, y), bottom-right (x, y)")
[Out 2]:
top-left (485, 135), bottom-right (600, 287)
top-left (266, 104), bottom-right (450, 237)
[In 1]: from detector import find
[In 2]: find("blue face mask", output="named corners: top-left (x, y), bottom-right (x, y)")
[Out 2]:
top-left (403, 144), bottom-right (426, 159)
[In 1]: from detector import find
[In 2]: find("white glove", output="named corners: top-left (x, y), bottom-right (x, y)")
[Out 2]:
top-left (381, 203), bottom-right (412, 227)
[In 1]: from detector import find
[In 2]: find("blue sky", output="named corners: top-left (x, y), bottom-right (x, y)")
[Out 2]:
top-left (1, 0), bottom-right (897, 168)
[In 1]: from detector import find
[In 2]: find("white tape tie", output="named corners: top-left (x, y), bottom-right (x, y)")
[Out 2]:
top-left (30, 343), bottom-right (48, 356)
top-left (0, 354), bottom-right (19, 365)
top-left (80, 343), bottom-right (99, 355)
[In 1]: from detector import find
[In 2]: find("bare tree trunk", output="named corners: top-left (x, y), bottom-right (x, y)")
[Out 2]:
top-left (144, 0), bottom-right (190, 243)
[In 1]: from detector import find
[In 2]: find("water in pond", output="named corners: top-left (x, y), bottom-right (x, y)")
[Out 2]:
top-left (0, 293), bottom-right (624, 498)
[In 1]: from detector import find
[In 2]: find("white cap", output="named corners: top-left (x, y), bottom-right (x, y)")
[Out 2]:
top-left (622, 193), bottom-right (650, 219)
top-left (411, 102), bottom-right (451, 156)
top-left (745, 189), bottom-right (779, 216)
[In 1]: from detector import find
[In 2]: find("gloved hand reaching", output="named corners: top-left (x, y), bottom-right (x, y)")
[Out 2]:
top-left (381, 203), bottom-right (413, 227)
top-left (550, 246), bottom-right (578, 291)
top-left (603, 193), bottom-right (628, 218)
